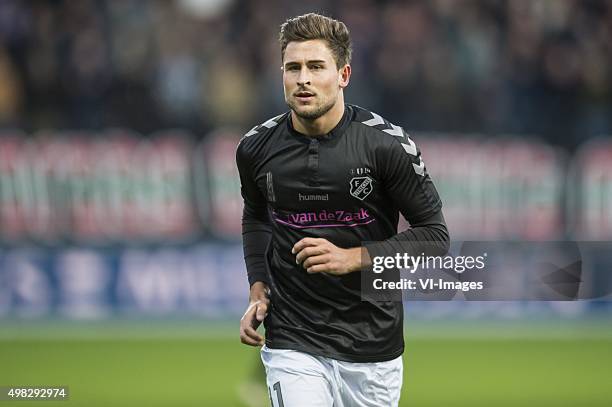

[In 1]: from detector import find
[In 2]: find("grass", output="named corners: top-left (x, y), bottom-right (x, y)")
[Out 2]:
top-left (0, 320), bottom-right (611, 406)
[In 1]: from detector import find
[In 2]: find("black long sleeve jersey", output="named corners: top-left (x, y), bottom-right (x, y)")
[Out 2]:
top-left (236, 104), bottom-right (448, 362)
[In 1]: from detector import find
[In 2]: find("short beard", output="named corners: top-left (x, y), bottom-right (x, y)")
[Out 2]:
top-left (287, 98), bottom-right (336, 120)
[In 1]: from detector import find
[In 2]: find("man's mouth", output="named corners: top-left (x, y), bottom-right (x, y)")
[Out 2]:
top-left (294, 91), bottom-right (315, 101)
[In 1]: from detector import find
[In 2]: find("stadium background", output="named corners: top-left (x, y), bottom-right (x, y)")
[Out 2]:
top-left (0, 0), bottom-right (611, 406)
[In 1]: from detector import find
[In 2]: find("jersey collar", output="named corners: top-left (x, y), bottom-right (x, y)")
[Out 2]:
top-left (287, 104), bottom-right (353, 143)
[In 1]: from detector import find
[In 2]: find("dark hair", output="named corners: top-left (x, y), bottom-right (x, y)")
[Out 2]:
top-left (279, 13), bottom-right (352, 68)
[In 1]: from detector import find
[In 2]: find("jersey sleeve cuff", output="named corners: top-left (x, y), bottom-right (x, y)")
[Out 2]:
top-left (363, 241), bottom-right (394, 262)
top-left (247, 271), bottom-right (269, 287)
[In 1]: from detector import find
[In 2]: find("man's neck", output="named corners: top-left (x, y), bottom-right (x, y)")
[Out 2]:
top-left (291, 97), bottom-right (345, 137)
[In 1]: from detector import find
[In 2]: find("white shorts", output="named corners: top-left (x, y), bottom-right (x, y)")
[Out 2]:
top-left (260, 346), bottom-right (403, 407)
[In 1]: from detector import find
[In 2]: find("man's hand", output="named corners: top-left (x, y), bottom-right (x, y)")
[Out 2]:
top-left (239, 282), bottom-right (269, 346)
top-left (292, 238), bottom-right (367, 276)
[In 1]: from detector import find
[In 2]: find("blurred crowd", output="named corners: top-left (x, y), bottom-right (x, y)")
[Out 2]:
top-left (0, 0), bottom-right (611, 149)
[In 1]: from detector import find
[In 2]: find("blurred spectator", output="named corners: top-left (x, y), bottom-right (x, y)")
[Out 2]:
top-left (0, 0), bottom-right (610, 149)
top-left (0, 46), bottom-right (22, 124)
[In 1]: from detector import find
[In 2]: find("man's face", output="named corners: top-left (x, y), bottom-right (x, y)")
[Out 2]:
top-left (282, 39), bottom-right (347, 120)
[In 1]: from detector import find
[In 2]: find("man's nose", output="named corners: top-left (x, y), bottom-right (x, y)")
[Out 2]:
top-left (297, 67), bottom-right (311, 86)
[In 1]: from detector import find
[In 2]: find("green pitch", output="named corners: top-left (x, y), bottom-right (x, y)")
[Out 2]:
top-left (0, 320), bottom-right (611, 406)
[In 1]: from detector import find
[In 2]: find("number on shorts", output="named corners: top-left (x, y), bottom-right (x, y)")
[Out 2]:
top-left (270, 381), bottom-right (284, 407)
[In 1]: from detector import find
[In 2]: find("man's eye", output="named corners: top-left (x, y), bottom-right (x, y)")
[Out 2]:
top-left (286, 66), bottom-right (300, 71)
top-left (311, 65), bottom-right (322, 70)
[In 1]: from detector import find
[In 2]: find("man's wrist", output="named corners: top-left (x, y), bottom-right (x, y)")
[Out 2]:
top-left (249, 281), bottom-right (270, 302)
top-left (360, 247), bottom-right (372, 268)
top-left (347, 247), bottom-right (371, 273)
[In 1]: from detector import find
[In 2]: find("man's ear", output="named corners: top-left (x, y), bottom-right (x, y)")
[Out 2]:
top-left (339, 64), bottom-right (351, 88)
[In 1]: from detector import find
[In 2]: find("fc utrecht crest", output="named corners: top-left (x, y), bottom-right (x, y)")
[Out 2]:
top-left (350, 176), bottom-right (374, 200)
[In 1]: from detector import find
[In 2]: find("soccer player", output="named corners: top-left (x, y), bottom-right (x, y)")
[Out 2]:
top-left (236, 13), bottom-right (449, 407)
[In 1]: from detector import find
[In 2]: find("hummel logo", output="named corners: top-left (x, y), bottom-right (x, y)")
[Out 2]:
top-left (299, 193), bottom-right (329, 201)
